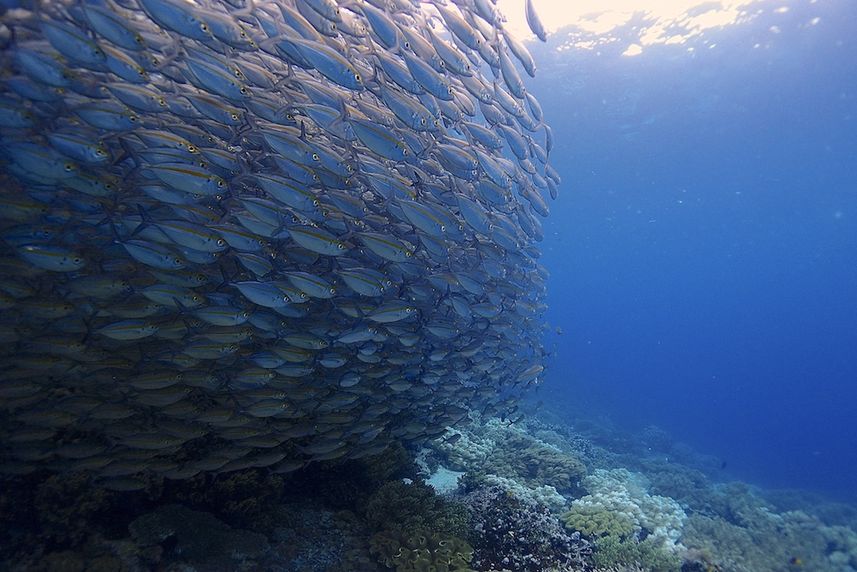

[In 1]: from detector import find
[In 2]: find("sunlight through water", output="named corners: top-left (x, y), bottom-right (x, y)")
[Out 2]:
top-left (497, 0), bottom-right (806, 54)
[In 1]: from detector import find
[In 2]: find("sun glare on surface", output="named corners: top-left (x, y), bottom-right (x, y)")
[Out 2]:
top-left (497, 0), bottom-right (798, 54)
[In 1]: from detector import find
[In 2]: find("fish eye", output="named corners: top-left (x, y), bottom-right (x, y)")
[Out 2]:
top-left (402, 148), bottom-right (409, 156)
top-left (64, 163), bottom-right (74, 171)
top-left (405, 250), bottom-right (412, 257)
top-left (129, 115), bottom-right (138, 122)
top-left (158, 98), bottom-right (167, 107)
top-left (447, 86), bottom-right (453, 94)
top-left (186, 144), bottom-right (198, 153)
top-left (311, 153), bottom-right (319, 161)
top-left (135, 34), bottom-right (144, 45)
top-left (240, 87), bottom-right (248, 95)
top-left (96, 148), bottom-right (107, 156)
top-left (420, 118), bottom-right (426, 125)
top-left (329, 288), bottom-right (336, 294)
top-left (312, 199), bottom-right (320, 206)
top-left (174, 258), bottom-right (181, 264)
top-left (337, 243), bottom-right (344, 249)
top-left (231, 113), bottom-right (239, 121)
top-left (200, 23), bottom-right (209, 32)
top-left (354, 73), bottom-right (361, 82)
top-left (72, 257), bottom-right (81, 264)
top-left (440, 225), bottom-right (446, 231)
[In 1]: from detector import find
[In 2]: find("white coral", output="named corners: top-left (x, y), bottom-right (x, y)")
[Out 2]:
top-left (573, 468), bottom-right (686, 551)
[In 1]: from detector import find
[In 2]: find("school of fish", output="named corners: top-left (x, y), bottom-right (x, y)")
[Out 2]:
top-left (0, 0), bottom-right (557, 488)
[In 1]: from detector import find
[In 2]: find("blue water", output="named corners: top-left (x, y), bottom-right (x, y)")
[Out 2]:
top-left (533, 0), bottom-right (857, 501)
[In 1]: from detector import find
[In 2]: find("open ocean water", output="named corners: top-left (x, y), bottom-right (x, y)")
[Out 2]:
top-left (533, 0), bottom-right (857, 503)
top-left (1, 0), bottom-right (856, 571)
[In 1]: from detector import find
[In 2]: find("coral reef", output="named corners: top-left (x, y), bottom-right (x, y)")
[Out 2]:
top-left (462, 483), bottom-right (592, 572)
top-left (562, 504), bottom-right (637, 540)
top-left (681, 495), bottom-right (857, 572)
top-left (434, 417), bottom-right (586, 507)
top-left (370, 528), bottom-right (475, 572)
top-left (363, 479), bottom-right (474, 571)
top-left (569, 469), bottom-right (686, 550)
top-left (169, 468), bottom-right (285, 530)
top-left (560, 469), bottom-right (686, 572)
top-left (4, 413), bottom-right (857, 572)
top-left (365, 480), bottom-right (470, 539)
top-left (129, 504), bottom-right (271, 571)
top-left (273, 506), bottom-right (381, 572)
top-left (590, 536), bottom-right (681, 572)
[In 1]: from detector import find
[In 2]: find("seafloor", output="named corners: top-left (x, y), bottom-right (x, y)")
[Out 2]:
top-left (2, 410), bottom-right (855, 572)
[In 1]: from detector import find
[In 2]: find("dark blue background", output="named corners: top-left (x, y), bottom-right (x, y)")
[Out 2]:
top-left (531, 0), bottom-right (857, 500)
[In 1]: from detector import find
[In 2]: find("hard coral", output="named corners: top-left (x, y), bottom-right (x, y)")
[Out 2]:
top-left (370, 528), bottom-right (474, 572)
top-left (462, 483), bottom-right (592, 572)
top-left (169, 468), bottom-right (284, 530)
top-left (562, 504), bottom-right (636, 540)
top-left (591, 536), bottom-right (681, 572)
top-left (34, 472), bottom-right (116, 547)
top-left (365, 480), bottom-right (469, 539)
top-left (129, 504), bottom-right (270, 571)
